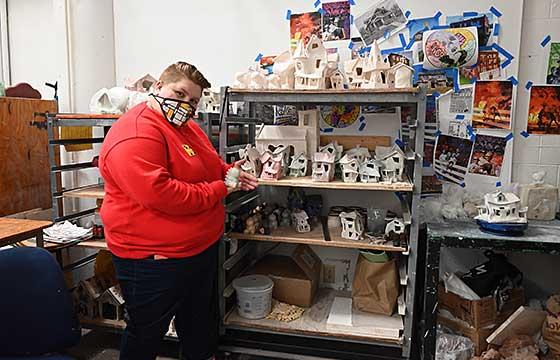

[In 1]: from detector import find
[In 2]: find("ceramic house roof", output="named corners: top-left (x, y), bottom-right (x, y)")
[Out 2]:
top-left (345, 146), bottom-right (371, 160)
top-left (339, 211), bottom-right (359, 220)
top-left (360, 161), bottom-right (382, 176)
top-left (292, 210), bottom-right (309, 221)
top-left (485, 191), bottom-right (520, 206)
top-left (319, 142), bottom-right (342, 156)
top-left (239, 145), bottom-right (261, 162)
top-left (314, 152), bottom-right (335, 163)
top-left (369, 41), bottom-right (390, 70)
top-left (289, 154), bottom-right (308, 169)
top-left (376, 144), bottom-right (406, 161)
top-left (388, 218), bottom-right (405, 227)
top-left (388, 62), bottom-right (415, 73)
top-left (261, 151), bottom-right (282, 164)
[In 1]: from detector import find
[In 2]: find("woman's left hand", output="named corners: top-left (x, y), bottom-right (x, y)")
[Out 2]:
top-left (233, 160), bottom-right (259, 191)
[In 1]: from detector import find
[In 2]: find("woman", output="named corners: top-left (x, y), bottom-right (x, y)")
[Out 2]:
top-left (99, 61), bottom-right (258, 360)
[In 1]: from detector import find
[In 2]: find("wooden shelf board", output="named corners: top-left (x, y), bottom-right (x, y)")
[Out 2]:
top-left (258, 176), bottom-right (413, 192)
top-left (63, 184), bottom-right (105, 199)
top-left (74, 238), bottom-right (108, 250)
top-left (229, 224), bottom-right (407, 252)
top-left (224, 289), bottom-right (403, 345)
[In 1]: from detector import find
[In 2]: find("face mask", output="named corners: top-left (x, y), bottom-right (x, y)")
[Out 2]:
top-left (150, 93), bottom-right (196, 127)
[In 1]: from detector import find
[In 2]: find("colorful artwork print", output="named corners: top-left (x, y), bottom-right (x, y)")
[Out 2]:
top-left (434, 134), bottom-right (474, 185)
top-left (449, 15), bottom-right (491, 47)
top-left (472, 81), bottom-right (513, 130)
top-left (547, 43), bottom-right (560, 85)
top-left (322, 1), bottom-right (351, 41)
top-left (459, 50), bottom-right (501, 85)
top-left (468, 134), bottom-right (507, 177)
top-left (355, 0), bottom-right (407, 45)
top-left (527, 85), bottom-right (560, 135)
top-left (290, 12), bottom-right (322, 49)
top-left (321, 105), bottom-right (361, 128)
top-left (423, 27), bottom-right (479, 70)
top-left (414, 68), bottom-right (455, 89)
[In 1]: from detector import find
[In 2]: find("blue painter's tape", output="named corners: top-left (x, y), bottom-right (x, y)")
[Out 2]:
top-left (431, 25), bottom-right (450, 30)
top-left (460, 182), bottom-right (466, 188)
top-left (496, 181), bottom-right (502, 187)
top-left (314, 0), bottom-right (321, 7)
top-left (348, 0), bottom-right (355, 5)
top-left (255, 53), bottom-right (263, 62)
top-left (318, 8), bottom-right (325, 15)
top-left (508, 76), bottom-right (519, 86)
top-left (470, 77), bottom-right (478, 84)
top-left (350, 14), bottom-right (354, 25)
top-left (493, 43), bottom-right (514, 60)
top-left (323, 127), bottom-right (334, 133)
top-left (399, 33), bottom-right (407, 47)
top-left (286, 9), bottom-right (292, 20)
top-left (489, 6), bottom-right (502, 18)
top-left (434, 11), bottom-right (442, 20)
top-left (463, 11), bottom-right (478, 17)
top-left (520, 131), bottom-right (530, 138)
top-left (432, 91), bottom-right (441, 98)
top-left (384, 30), bottom-right (391, 39)
top-left (453, 69), bottom-right (460, 93)
top-left (359, 46), bottom-right (372, 55)
top-left (541, 35), bottom-right (552, 47)
top-left (348, 42), bottom-right (354, 50)
top-left (405, 10), bottom-right (411, 18)
top-left (493, 23), bottom-right (500, 36)
top-left (395, 139), bottom-right (405, 148)
top-left (501, 58), bottom-right (512, 69)
top-left (266, 67), bottom-right (273, 75)
top-left (434, 130), bottom-right (442, 137)
top-left (504, 133), bottom-right (514, 142)
top-left (470, 134), bottom-right (476, 142)
top-left (525, 81), bottom-right (533, 90)
top-left (358, 122), bottom-right (366, 132)
top-left (479, 46), bottom-right (494, 51)
top-left (467, 125), bottom-right (474, 134)
top-left (456, 114), bottom-right (465, 120)
top-left (359, 115), bottom-right (365, 122)
top-left (381, 47), bottom-right (404, 55)
top-left (405, 38), bottom-right (415, 50)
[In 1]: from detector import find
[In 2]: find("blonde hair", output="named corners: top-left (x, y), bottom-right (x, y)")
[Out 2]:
top-left (159, 61), bottom-right (211, 89)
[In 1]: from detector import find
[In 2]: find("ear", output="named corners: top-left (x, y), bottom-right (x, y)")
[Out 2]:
top-left (153, 80), bottom-right (163, 93)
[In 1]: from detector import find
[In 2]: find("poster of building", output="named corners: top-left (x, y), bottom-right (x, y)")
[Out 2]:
top-left (355, 0), bottom-right (407, 45)
top-left (423, 27), bottom-right (479, 70)
top-left (322, 1), bottom-right (351, 42)
top-left (414, 68), bottom-right (455, 89)
top-left (434, 134), bottom-right (474, 185)
top-left (472, 80), bottom-right (513, 129)
top-left (468, 134), bottom-right (507, 177)
top-left (547, 43), bottom-right (560, 85)
top-left (290, 11), bottom-right (322, 49)
top-left (449, 88), bottom-right (473, 114)
top-left (527, 85), bottom-right (560, 135)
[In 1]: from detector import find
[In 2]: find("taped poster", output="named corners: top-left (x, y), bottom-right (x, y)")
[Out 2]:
top-left (423, 26), bottom-right (479, 70)
top-left (472, 80), bottom-right (513, 130)
top-left (355, 0), bottom-right (407, 45)
top-left (322, 1), bottom-right (351, 41)
top-left (527, 85), bottom-right (560, 135)
top-left (468, 134), bottom-right (507, 177)
top-left (449, 88), bottom-right (473, 113)
top-left (290, 11), bottom-right (322, 49)
top-left (433, 134), bottom-right (474, 185)
top-left (547, 43), bottom-right (560, 85)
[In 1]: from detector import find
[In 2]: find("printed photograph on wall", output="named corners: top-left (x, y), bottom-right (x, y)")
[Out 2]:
top-left (447, 120), bottom-right (470, 138)
top-left (433, 134), bottom-right (474, 185)
top-left (355, 0), bottom-right (407, 45)
top-left (468, 134), bottom-right (507, 177)
top-left (322, 1), bottom-right (351, 42)
top-left (527, 85), bottom-right (560, 135)
top-left (459, 50), bottom-right (501, 85)
top-left (320, 105), bottom-right (361, 128)
top-left (414, 68), bottom-right (455, 89)
top-left (449, 88), bottom-right (473, 114)
top-left (407, 16), bottom-right (439, 41)
top-left (472, 80), bottom-right (513, 130)
top-left (290, 11), bottom-right (322, 49)
top-left (423, 27), bottom-right (479, 70)
top-left (422, 175), bottom-right (443, 194)
top-left (449, 15), bottom-right (492, 47)
top-left (446, 12), bottom-right (497, 46)
top-left (547, 43), bottom-right (560, 85)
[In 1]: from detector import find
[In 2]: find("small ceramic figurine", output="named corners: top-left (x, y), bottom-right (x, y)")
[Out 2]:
top-left (224, 167), bottom-right (241, 188)
top-left (292, 209), bottom-right (311, 233)
top-left (475, 191), bottom-right (528, 235)
top-left (239, 144), bottom-right (262, 178)
top-left (260, 151), bottom-right (283, 180)
top-left (376, 145), bottom-right (406, 183)
top-left (289, 153), bottom-right (308, 177)
top-left (359, 159), bottom-right (383, 183)
top-left (339, 211), bottom-right (364, 240)
top-left (385, 218), bottom-right (407, 247)
top-left (312, 152), bottom-right (336, 182)
top-left (338, 154), bottom-right (360, 183)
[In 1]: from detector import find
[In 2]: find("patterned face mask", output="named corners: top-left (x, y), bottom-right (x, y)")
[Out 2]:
top-left (150, 94), bottom-right (196, 127)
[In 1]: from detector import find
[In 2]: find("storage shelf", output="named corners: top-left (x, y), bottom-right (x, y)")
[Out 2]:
top-left (63, 184), bottom-right (105, 199)
top-left (80, 317), bottom-right (178, 340)
top-left (228, 223), bottom-right (407, 252)
top-left (224, 289), bottom-right (403, 346)
top-left (258, 176), bottom-right (413, 192)
top-left (73, 238), bottom-right (108, 250)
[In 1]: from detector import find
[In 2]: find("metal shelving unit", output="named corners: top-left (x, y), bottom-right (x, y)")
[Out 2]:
top-left (218, 87), bottom-right (427, 359)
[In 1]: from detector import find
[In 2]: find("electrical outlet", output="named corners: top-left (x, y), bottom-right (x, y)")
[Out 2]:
top-left (323, 264), bottom-right (336, 284)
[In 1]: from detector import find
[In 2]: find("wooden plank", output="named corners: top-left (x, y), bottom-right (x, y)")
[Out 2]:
top-left (258, 176), bottom-right (413, 192)
top-left (73, 238), bottom-right (108, 250)
top-left (0, 218), bottom-right (52, 247)
top-left (320, 135), bottom-right (391, 151)
top-left (486, 306), bottom-right (547, 346)
top-left (0, 97), bottom-right (57, 216)
top-left (225, 289), bottom-right (402, 344)
top-left (63, 184), bottom-right (105, 199)
top-left (328, 227), bottom-right (407, 252)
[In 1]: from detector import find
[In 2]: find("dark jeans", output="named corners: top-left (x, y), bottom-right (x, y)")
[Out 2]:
top-left (112, 242), bottom-right (219, 360)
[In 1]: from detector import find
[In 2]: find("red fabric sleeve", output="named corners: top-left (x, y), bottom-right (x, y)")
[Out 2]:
top-left (103, 137), bottom-right (227, 216)
top-left (221, 160), bottom-right (234, 178)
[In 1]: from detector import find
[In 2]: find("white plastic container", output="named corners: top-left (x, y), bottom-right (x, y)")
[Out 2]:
top-left (232, 275), bottom-right (274, 320)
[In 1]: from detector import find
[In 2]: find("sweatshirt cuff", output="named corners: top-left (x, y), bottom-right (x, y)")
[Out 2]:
top-left (209, 180), bottom-right (228, 200)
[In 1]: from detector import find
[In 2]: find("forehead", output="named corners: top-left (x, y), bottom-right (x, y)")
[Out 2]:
top-left (167, 78), bottom-right (203, 98)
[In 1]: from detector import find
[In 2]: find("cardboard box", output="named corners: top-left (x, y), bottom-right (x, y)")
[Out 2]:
top-left (249, 245), bottom-right (322, 307)
top-left (438, 285), bottom-right (524, 328)
top-left (438, 313), bottom-right (497, 355)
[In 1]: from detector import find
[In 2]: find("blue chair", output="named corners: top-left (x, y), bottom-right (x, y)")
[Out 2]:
top-left (0, 247), bottom-right (81, 359)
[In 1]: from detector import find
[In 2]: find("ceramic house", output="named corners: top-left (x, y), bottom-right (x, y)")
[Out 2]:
top-left (293, 35), bottom-right (328, 90)
top-left (298, 109), bottom-right (320, 156)
top-left (345, 146), bottom-right (371, 163)
top-left (312, 152), bottom-right (336, 182)
top-left (376, 145), bottom-right (406, 183)
top-left (344, 57), bottom-right (371, 89)
top-left (98, 285), bottom-right (125, 322)
top-left (475, 191), bottom-right (528, 224)
top-left (359, 159), bottom-right (383, 183)
top-left (239, 144), bottom-right (262, 178)
top-left (325, 53), bottom-right (345, 89)
top-left (266, 74), bottom-right (282, 89)
top-left (256, 126), bottom-right (307, 159)
top-left (292, 209), bottom-right (311, 233)
top-left (387, 63), bottom-right (414, 89)
top-left (339, 211), bottom-right (364, 240)
top-left (363, 40), bottom-right (390, 89)
top-left (273, 50), bottom-right (296, 89)
top-left (385, 218), bottom-right (407, 246)
top-left (329, 70), bottom-right (346, 90)
top-left (199, 89), bottom-right (221, 113)
top-left (124, 74), bottom-right (156, 92)
top-left (234, 67), bottom-right (268, 89)
top-left (338, 154), bottom-right (360, 183)
top-left (260, 150), bottom-right (284, 180)
top-left (74, 279), bottom-right (103, 319)
top-left (289, 153), bottom-right (308, 177)
top-left (319, 141), bottom-right (343, 162)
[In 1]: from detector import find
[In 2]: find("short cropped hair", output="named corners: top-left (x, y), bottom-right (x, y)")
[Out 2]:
top-left (159, 61), bottom-right (211, 89)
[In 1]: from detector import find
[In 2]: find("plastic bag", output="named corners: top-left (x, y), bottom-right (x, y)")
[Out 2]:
top-left (435, 332), bottom-right (475, 360)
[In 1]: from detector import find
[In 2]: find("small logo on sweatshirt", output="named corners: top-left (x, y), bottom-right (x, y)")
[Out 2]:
top-left (182, 144), bottom-right (196, 156)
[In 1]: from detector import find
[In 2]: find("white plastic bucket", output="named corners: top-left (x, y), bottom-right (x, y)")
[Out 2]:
top-left (232, 275), bottom-right (274, 320)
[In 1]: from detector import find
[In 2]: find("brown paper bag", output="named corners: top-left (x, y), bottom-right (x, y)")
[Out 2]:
top-left (352, 254), bottom-right (398, 316)
top-left (543, 295), bottom-right (560, 358)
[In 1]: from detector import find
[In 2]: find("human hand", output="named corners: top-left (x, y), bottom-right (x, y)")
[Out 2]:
top-left (233, 160), bottom-right (259, 191)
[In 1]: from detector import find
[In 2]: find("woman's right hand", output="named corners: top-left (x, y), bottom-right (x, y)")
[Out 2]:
top-left (226, 184), bottom-right (239, 195)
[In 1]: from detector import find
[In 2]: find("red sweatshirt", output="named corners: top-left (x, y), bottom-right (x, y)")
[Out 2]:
top-left (99, 103), bottom-right (231, 259)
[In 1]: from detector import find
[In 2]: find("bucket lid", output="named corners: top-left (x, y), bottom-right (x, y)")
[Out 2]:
top-left (232, 275), bottom-right (274, 292)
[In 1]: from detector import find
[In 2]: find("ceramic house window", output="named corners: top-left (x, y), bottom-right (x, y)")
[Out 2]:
top-left (316, 59), bottom-right (321, 69)
top-left (357, 67), bottom-right (363, 76)
top-left (395, 225), bottom-right (401, 232)
top-left (312, 43), bottom-right (318, 49)
top-left (393, 157), bottom-right (400, 163)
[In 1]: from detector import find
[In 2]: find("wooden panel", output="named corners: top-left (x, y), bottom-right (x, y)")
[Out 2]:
top-left (320, 135), bottom-right (391, 151)
top-left (259, 175), bottom-right (413, 192)
top-left (0, 218), bottom-right (52, 247)
top-left (0, 97), bottom-right (57, 216)
top-left (63, 184), bottom-right (105, 199)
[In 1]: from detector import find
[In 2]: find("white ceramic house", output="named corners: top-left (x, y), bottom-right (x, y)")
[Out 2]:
top-left (387, 63), bottom-right (415, 89)
top-left (312, 152), bottom-right (336, 182)
top-left (475, 191), bottom-right (528, 224)
top-left (339, 211), bottom-right (364, 240)
top-left (338, 154), bottom-right (360, 183)
top-left (292, 209), bottom-right (311, 233)
top-left (329, 70), bottom-right (346, 90)
top-left (272, 50), bottom-right (295, 89)
top-left (359, 159), bottom-right (383, 183)
top-left (289, 153), bottom-right (308, 177)
top-left (239, 144), bottom-right (262, 178)
top-left (385, 218), bottom-right (405, 236)
top-left (363, 40), bottom-right (390, 89)
top-left (98, 285), bottom-right (125, 322)
top-left (293, 35), bottom-right (328, 90)
top-left (260, 150), bottom-right (284, 180)
top-left (256, 126), bottom-right (307, 160)
top-left (266, 73), bottom-right (282, 89)
top-left (199, 89), bottom-right (221, 113)
top-left (344, 57), bottom-right (371, 89)
top-left (376, 145), bottom-right (406, 183)
top-left (124, 74), bottom-right (156, 92)
top-left (319, 141), bottom-right (343, 162)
